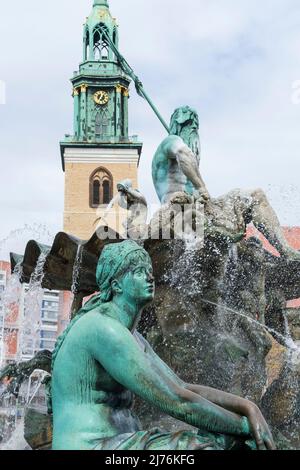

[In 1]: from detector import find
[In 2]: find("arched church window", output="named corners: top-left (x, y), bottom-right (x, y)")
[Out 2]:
top-left (102, 179), bottom-right (110, 204)
top-left (85, 29), bottom-right (90, 61)
top-left (90, 168), bottom-right (113, 207)
top-left (95, 109), bottom-right (110, 138)
top-left (93, 24), bottom-right (109, 61)
top-left (92, 179), bottom-right (100, 206)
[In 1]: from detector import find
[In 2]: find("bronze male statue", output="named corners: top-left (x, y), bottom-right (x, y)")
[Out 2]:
top-left (152, 106), bottom-right (300, 259)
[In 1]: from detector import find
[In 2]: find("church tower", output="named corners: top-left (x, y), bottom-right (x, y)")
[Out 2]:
top-left (61, 0), bottom-right (142, 239)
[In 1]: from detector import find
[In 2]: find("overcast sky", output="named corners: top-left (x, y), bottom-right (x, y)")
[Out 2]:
top-left (1, 0), bottom-right (300, 260)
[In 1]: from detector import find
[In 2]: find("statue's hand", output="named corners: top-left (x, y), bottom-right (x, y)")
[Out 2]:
top-left (194, 190), bottom-right (210, 205)
top-left (245, 403), bottom-right (276, 450)
top-left (169, 192), bottom-right (193, 205)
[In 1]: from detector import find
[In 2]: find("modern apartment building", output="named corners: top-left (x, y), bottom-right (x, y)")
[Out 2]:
top-left (0, 261), bottom-right (60, 367)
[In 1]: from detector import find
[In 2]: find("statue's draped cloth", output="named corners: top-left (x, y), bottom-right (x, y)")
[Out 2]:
top-left (93, 429), bottom-right (228, 450)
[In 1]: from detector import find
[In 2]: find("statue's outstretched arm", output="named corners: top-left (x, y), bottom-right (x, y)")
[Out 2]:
top-left (125, 188), bottom-right (147, 207)
top-left (117, 182), bottom-right (147, 209)
top-left (89, 316), bottom-right (251, 439)
top-left (185, 384), bottom-right (275, 450)
top-left (135, 333), bottom-right (275, 450)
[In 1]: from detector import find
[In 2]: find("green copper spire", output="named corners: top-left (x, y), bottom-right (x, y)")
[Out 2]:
top-left (82, 0), bottom-right (118, 64)
top-left (93, 0), bottom-right (109, 7)
top-left (60, 0), bottom-right (143, 171)
top-left (60, 0), bottom-right (139, 148)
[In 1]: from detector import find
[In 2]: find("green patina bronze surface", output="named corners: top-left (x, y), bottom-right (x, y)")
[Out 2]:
top-left (152, 106), bottom-right (206, 204)
top-left (50, 240), bottom-right (274, 451)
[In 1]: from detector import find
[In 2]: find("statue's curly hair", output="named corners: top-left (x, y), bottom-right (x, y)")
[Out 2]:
top-left (169, 106), bottom-right (199, 136)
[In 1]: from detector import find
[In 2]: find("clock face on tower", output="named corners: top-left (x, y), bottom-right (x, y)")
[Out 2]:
top-left (94, 90), bottom-right (110, 106)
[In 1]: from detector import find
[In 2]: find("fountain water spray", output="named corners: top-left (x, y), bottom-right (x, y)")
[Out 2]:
top-left (0, 252), bottom-right (50, 448)
top-left (200, 298), bottom-right (299, 353)
top-left (0, 224), bottom-right (53, 260)
top-left (19, 251), bottom-right (49, 360)
top-left (95, 193), bottom-right (122, 230)
top-left (0, 263), bottom-right (22, 369)
top-left (71, 245), bottom-right (83, 295)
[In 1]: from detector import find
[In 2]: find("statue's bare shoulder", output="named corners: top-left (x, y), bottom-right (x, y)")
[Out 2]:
top-left (153, 135), bottom-right (185, 164)
top-left (72, 305), bottom-right (134, 351)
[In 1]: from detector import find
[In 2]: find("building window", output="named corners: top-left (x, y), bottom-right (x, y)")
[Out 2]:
top-left (95, 108), bottom-right (110, 138)
top-left (85, 29), bottom-right (90, 60)
top-left (40, 340), bottom-right (56, 351)
top-left (93, 24), bottom-right (109, 61)
top-left (93, 179), bottom-right (100, 205)
top-left (42, 311), bottom-right (58, 321)
top-left (102, 180), bottom-right (110, 204)
top-left (90, 167), bottom-right (113, 207)
top-left (40, 330), bottom-right (57, 339)
top-left (42, 300), bottom-right (58, 310)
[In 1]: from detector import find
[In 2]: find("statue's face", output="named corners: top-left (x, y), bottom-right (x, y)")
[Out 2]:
top-left (120, 262), bottom-right (155, 306)
top-left (171, 107), bottom-right (199, 130)
top-left (175, 108), bottom-right (190, 125)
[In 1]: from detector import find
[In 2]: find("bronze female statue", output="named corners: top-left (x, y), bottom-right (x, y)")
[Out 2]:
top-left (50, 240), bottom-right (275, 450)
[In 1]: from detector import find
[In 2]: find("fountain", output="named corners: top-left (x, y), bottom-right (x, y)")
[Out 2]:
top-left (0, 7), bottom-right (299, 447)
top-left (0, 172), bottom-right (299, 449)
